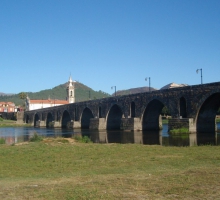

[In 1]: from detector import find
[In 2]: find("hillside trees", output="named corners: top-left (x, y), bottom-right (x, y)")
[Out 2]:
top-left (18, 92), bottom-right (27, 100)
top-left (0, 82), bottom-right (110, 105)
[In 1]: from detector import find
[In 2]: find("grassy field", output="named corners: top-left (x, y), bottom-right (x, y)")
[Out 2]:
top-left (0, 138), bottom-right (220, 199)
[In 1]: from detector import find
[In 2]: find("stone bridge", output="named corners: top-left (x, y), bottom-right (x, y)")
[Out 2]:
top-left (23, 82), bottom-right (220, 133)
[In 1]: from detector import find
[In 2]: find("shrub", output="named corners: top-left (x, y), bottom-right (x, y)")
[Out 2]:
top-left (29, 132), bottom-right (43, 142)
top-left (169, 128), bottom-right (189, 135)
top-left (73, 135), bottom-right (92, 143)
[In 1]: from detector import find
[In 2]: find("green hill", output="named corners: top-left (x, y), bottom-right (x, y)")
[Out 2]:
top-left (0, 82), bottom-right (110, 106)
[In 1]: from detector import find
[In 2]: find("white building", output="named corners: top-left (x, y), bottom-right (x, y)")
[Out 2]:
top-left (25, 98), bottom-right (69, 111)
top-left (25, 76), bottom-right (76, 111)
top-left (66, 75), bottom-right (76, 103)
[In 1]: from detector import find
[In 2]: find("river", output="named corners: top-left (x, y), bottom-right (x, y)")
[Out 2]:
top-left (0, 123), bottom-right (220, 146)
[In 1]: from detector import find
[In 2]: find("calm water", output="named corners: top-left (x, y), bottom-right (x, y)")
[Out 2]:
top-left (0, 123), bottom-right (220, 146)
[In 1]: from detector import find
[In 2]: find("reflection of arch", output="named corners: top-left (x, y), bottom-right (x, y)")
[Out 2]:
top-left (197, 93), bottom-right (220, 133)
top-left (61, 110), bottom-right (71, 129)
top-left (34, 113), bottom-right (40, 127)
top-left (142, 99), bottom-right (164, 130)
top-left (107, 104), bottom-right (123, 130)
top-left (180, 97), bottom-right (187, 118)
top-left (46, 112), bottom-right (53, 128)
top-left (81, 107), bottom-right (94, 129)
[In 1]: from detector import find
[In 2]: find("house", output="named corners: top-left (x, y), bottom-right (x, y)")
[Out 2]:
top-left (25, 97), bottom-right (69, 111)
top-left (0, 102), bottom-right (16, 112)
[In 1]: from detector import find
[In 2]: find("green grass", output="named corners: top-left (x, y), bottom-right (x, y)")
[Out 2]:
top-left (0, 140), bottom-right (220, 199)
top-left (216, 118), bottom-right (220, 123)
top-left (0, 138), bottom-right (5, 144)
top-left (169, 128), bottom-right (189, 134)
top-left (162, 119), bottom-right (168, 124)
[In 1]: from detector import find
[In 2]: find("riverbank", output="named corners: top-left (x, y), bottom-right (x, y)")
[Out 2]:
top-left (0, 139), bottom-right (220, 199)
top-left (0, 118), bottom-right (30, 127)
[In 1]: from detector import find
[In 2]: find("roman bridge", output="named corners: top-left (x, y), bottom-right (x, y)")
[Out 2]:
top-left (23, 82), bottom-right (220, 133)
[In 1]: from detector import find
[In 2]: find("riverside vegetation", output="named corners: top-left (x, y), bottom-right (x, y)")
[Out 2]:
top-left (0, 135), bottom-right (220, 199)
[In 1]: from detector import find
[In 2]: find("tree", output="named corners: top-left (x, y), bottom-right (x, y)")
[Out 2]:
top-left (18, 92), bottom-right (27, 100)
top-left (161, 106), bottom-right (171, 116)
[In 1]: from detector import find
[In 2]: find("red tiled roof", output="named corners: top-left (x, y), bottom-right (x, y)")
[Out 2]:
top-left (29, 99), bottom-right (68, 104)
top-left (0, 102), bottom-right (14, 104)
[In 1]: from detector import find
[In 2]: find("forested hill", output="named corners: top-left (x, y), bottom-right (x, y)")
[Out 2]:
top-left (0, 82), bottom-right (110, 106)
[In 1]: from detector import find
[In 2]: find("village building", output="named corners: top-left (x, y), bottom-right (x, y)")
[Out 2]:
top-left (25, 76), bottom-right (75, 111)
top-left (0, 102), bottom-right (16, 112)
top-left (25, 98), bottom-right (69, 111)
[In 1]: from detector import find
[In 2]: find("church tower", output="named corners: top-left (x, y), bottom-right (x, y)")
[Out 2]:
top-left (66, 75), bottom-right (75, 103)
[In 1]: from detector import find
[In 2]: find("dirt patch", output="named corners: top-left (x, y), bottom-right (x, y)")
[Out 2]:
top-left (43, 137), bottom-right (76, 144)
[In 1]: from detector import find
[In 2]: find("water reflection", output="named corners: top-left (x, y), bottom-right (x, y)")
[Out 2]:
top-left (197, 132), bottom-right (217, 146)
top-left (0, 123), bottom-right (220, 146)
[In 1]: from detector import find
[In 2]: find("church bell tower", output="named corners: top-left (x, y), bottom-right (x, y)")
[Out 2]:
top-left (66, 75), bottom-right (75, 103)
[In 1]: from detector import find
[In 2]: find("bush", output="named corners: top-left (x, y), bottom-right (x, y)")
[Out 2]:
top-left (73, 135), bottom-right (92, 143)
top-left (169, 128), bottom-right (189, 135)
top-left (29, 132), bottom-right (43, 142)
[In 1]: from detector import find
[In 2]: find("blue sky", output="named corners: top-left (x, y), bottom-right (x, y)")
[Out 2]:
top-left (1, 0), bottom-right (219, 95)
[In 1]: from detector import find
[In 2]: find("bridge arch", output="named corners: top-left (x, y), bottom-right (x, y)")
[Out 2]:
top-left (25, 114), bottom-right (30, 123)
top-left (106, 104), bottom-right (123, 130)
top-left (99, 106), bottom-right (102, 118)
top-left (180, 96), bottom-right (187, 118)
top-left (46, 112), bottom-right (54, 128)
top-left (142, 99), bottom-right (165, 130)
top-left (81, 107), bottom-right (94, 129)
top-left (34, 113), bottom-right (40, 127)
top-left (61, 110), bottom-right (72, 129)
top-left (130, 101), bottom-right (135, 117)
top-left (196, 92), bottom-right (220, 133)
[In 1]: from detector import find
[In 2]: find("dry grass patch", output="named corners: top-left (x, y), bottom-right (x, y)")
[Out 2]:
top-left (43, 137), bottom-right (75, 144)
